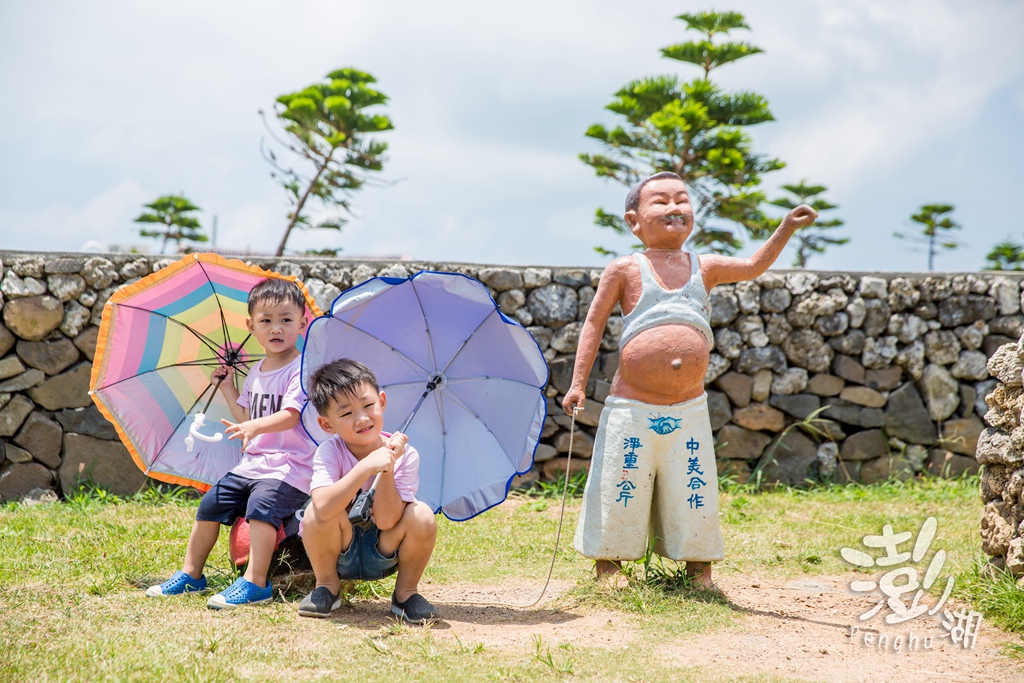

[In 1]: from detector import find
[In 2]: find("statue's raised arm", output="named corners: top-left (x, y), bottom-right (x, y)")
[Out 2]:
top-left (700, 204), bottom-right (818, 291)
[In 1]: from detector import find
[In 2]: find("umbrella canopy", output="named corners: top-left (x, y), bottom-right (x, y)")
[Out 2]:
top-left (90, 253), bottom-right (321, 491)
top-left (300, 270), bottom-right (548, 521)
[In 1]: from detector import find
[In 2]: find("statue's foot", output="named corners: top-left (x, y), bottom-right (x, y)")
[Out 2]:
top-left (595, 560), bottom-right (628, 590)
top-left (684, 561), bottom-right (720, 592)
top-left (597, 573), bottom-right (629, 591)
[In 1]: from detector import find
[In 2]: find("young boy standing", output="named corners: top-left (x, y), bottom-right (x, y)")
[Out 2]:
top-left (563, 172), bottom-right (817, 589)
top-left (146, 278), bottom-right (316, 609)
top-left (298, 358), bottom-right (439, 624)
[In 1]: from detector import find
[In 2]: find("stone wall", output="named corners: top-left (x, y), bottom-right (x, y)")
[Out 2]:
top-left (2, 250), bottom-right (1021, 502)
top-left (977, 339), bottom-right (1024, 580)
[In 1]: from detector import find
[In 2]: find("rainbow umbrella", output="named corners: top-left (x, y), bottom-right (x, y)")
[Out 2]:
top-left (90, 253), bottom-right (321, 491)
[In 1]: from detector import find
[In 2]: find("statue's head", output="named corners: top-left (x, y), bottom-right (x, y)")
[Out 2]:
top-left (624, 172), bottom-right (693, 248)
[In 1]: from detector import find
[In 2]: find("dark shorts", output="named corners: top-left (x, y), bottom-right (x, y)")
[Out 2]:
top-left (337, 524), bottom-right (399, 581)
top-left (196, 472), bottom-right (309, 528)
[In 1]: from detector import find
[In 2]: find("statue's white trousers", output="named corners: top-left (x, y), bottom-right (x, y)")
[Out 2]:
top-left (573, 393), bottom-right (725, 562)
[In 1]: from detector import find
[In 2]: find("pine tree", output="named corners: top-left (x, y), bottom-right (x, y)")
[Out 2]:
top-left (894, 204), bottom-right (961, 271)
top-left (984, 239), bottom-right (1024, 271)
top-left (263, 68), bottom-right (393, 256)
top-left (580, 10), bottom-right (782, 255)
top-left (134, 194), bottom-right (206, 254)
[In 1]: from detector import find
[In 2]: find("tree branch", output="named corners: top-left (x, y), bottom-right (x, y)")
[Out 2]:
top-left (275, 152), bottom-right (335, 256)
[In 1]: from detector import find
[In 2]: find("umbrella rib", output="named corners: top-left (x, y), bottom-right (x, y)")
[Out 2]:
top-left (100, 355), bottom-right (255, 475)
top-left (441, 376), bottom-right (544, 391)
top-left (231, 334), bottom-right (258, 384)
top-left (381, 379), bottom-right (439, 390)
top-left (144, 357), bottom-right (264, 474)
top-left (234, 354), bottom-right (259, 377)
top-left (94, 359), bottom-right (238, 391)
top-left (437, 308), bottom-right (498, 377)
top-left (197, 259), bottom-right (233, 357)
top-left (408, 278), bottom-right (439, 375)
top-left (92, 367), bottom-right (223, 476)
top-left (113, 303), bottom-right (227, 359)
top-left (326, 316), bottom-right (430, 378)
top-left (433, 382), bottom-right (448, 509)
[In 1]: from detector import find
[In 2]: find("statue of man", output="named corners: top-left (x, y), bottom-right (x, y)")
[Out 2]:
top-left (563, 171), bottom-right (817, 588)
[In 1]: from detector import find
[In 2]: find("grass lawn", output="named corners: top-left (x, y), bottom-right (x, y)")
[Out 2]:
top-left (1, 477), bottom-right (1021, 681)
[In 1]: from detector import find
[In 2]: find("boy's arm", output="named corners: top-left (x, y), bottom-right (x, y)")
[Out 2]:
top-left (224, 402), bottom-right (248, 425)
top-left (212, 366), bottom-right (249, 423)
top-left (220, 407), bottom-right (300, 451)
top-left (220, 363), bottom-right (308, 450)
top-left (370, 433), bottom-right (409, 530)
top-left (701, 205), bottom-right (818, 290)
top-left (310, 445), bottom-right (397, 521)
top-left (561, 260), bottom-right (628, 416)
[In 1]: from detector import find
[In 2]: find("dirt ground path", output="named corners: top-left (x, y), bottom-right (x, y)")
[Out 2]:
top-left (333, 574), bottom-right (1023, 681)
top-left (646, 574), bottom-right (1021, 682)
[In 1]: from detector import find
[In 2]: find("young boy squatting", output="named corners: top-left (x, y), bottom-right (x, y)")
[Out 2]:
top-left (298, 358), bottom-right (439, 624)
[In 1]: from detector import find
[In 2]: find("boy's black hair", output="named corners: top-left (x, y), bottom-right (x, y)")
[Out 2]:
top-left (308, 358), bottom-right (380, 415)
top-left (248, 277), bottom-right (305, 315)
top-left (625, 171), bottom-right (685, 213)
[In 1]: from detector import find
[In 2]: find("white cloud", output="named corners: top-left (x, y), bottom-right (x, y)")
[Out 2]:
top-left (730, 0), bottom-right (1024, 191)
top-left (0, 180), bottom-right (151, 252)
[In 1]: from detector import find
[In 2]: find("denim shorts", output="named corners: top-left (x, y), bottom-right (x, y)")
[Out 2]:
top-left (196, 472), bottom-right (309, 528)
top-left (337, 523), bottom-right (399, 581)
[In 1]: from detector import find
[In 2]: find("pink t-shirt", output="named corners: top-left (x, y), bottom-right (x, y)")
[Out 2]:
top-left (229, 355), bottom-right (317, 494)
top-left (309, 432), bottom-right (420, 504)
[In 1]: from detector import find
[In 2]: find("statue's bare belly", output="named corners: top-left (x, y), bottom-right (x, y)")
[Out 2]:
top-left (610, 323), bottom-right (709, 406)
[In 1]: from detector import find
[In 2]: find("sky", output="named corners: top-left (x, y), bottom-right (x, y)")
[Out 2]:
top-left (1, 0), bottom-right (1023, 271)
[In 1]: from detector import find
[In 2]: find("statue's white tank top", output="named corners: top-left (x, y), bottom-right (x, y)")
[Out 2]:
top-left (619, 251), bottom-right (714, 350)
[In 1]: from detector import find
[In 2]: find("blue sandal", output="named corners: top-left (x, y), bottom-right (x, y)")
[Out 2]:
top-left (145, 570), bottom-right (208, 597)
top-left (207, 577), bottom-right (273, 609)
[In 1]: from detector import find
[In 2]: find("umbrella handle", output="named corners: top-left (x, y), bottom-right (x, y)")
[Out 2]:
top-left (347, 473), bottom-right (382, 526)
top-left (184, 412), bottom-right (224, 452)
top-left (201, 374), bottom-right (227, 415)
top-left (185, 374), bottom-right (229, 452)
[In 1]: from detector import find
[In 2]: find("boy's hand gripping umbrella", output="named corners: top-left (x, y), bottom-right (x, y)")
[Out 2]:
top-left (347, 374), bottom-right (442, 526)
